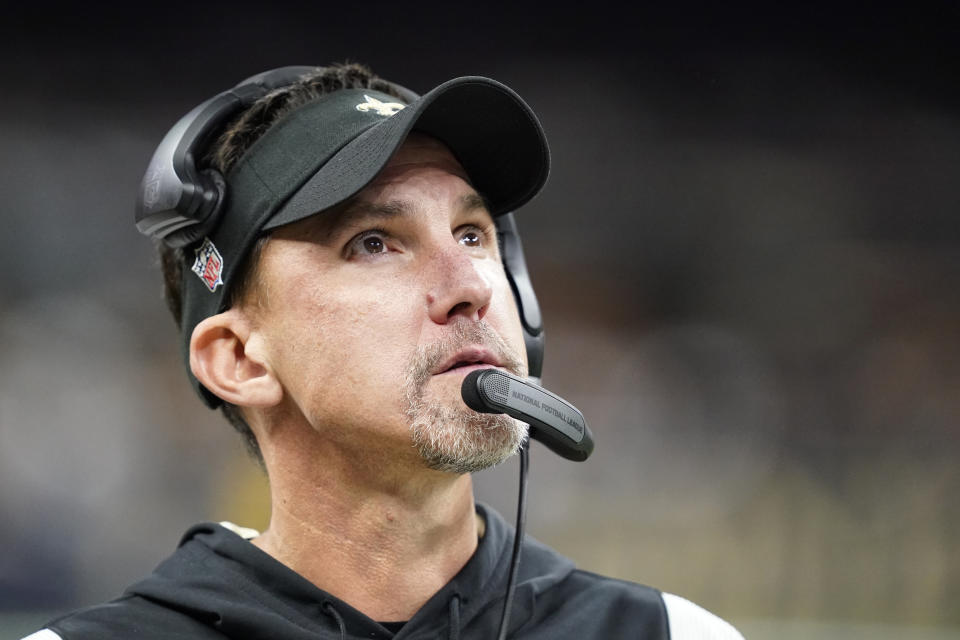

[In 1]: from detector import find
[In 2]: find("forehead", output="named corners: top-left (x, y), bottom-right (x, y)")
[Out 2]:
top-left (268, 133), bottom-right (482, 242)
top-left (372, 132), bottom-right (471, 184)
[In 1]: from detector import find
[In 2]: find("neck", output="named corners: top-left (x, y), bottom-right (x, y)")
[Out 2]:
top-left (252, 420), bottom-right (480, 622)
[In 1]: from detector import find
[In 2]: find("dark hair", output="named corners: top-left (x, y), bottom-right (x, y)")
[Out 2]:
top-left (158, 62), bottom-right (410, 468)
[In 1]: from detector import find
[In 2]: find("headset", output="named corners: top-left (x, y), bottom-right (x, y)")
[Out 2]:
top-left (135, 65), bottom-right (546, 379)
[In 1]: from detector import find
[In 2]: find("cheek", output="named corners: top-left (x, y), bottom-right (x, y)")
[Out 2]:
top-left (328, 297), bottom-right (417, 379)
top-left (485, 267), bottom-right (529, 365)
top-left (263, 274), bottom-right (421, 407)
top-left (503, 298), bottom-right (529, 365)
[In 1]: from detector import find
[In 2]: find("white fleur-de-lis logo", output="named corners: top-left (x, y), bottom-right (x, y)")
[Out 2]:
top-left (355, 95), bottom-right (405, 116)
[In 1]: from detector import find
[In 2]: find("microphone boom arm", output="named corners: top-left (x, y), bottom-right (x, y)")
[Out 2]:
top-left (461, 369), bottom-right (594, 461)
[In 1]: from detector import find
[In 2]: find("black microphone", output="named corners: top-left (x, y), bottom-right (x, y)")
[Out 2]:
top-left (461, 369), bottom-right (594, 461)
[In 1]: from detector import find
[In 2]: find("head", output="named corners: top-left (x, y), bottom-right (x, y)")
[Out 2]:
top-left (144, 63), bottom-right (548, 472)
top-left (157, 63), bottom-right (412, 464)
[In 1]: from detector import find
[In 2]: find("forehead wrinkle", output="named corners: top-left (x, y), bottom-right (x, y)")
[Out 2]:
top-left (288, 183), bottom-right (489, 244)
top-left (294, 198), bottom-right (410, 243)
top-left (322, 189), bottom-right (487, 238)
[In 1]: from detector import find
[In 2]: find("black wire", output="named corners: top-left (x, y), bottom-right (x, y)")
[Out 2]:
top-left (496, 441), bottom-right (530, 640)
top-left (322, 601), bottom-right (347, 640)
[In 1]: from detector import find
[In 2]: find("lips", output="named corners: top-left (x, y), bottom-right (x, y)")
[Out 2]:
top-left (434, 347), bottom-right (503, 375)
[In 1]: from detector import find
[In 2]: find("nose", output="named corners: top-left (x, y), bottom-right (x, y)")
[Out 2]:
top-left (425, 245), bottom-right (493, 325)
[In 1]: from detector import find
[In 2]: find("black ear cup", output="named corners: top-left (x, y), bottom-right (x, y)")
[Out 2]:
top-left (135, 67), bottom-right (324, 248)
top-left (497, 212), bottom-right (545, 380)
top-left (164, 169), bottom-right (227, 247)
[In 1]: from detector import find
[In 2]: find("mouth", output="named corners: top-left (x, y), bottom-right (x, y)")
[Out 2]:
top-left (433, 347), bottom-right (503, 376)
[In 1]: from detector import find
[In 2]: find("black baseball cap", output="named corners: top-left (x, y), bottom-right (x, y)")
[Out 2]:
top-left (178, 75), bottom-right (551, 407)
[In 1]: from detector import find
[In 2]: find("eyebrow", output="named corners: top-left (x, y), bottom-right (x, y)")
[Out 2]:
top-left (304, 199), bottom-right (405, 243)
top-left (459, 192), bottom-right (489, 213)
top-left (317, 191), bottom-right (491, 241)
top-left (339, 199), bottom-right (408, 224)
top-left (345, 193), bottom-right (487, 217)
top-left (336, 192), bottom-right (487, 229)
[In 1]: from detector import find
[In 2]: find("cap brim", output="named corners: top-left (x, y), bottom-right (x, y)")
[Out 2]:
top-left (264, 76), bottom-right (550, 230)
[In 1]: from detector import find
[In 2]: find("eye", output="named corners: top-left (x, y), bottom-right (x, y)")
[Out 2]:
top-left (460, 230), bottom-right (482, 247)
top-left (362, 235), bottom-right (385, 253)
top-left (457, 224), bottom-right (494, 250)
top-left (346, 229), bottom-right (391, 258)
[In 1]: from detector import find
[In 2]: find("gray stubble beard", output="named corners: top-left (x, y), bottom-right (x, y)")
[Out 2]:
top-left (404, 321), bottom-right (529, 475)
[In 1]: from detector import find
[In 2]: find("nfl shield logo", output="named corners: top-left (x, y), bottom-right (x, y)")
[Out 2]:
top-left (191, 238), bottom-right (224, 292)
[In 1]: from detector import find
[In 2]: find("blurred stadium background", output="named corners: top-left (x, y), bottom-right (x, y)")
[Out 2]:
top-left (1, 2), bottom-right (957, 638)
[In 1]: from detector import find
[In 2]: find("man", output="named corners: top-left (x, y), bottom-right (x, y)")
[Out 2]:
top-left (25, 63), bottom-right (744, 639)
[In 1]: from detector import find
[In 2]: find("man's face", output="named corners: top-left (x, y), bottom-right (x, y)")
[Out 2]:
top-left (247, 134), bottom-right (529, 473)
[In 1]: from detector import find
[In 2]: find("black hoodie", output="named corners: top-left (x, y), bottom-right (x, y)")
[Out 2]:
top-left (33, 504), bottom-right (742, 639)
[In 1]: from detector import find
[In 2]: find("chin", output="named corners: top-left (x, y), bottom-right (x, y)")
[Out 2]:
top-left (408, 402), bottom-right (527, 475)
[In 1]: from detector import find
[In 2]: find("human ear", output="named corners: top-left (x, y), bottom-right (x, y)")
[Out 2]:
top-left (189, 310), bottom-right (282, 408)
